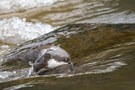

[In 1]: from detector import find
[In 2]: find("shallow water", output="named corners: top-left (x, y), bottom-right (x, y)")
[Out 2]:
top-left (0, 0), bottom-right (135, 90)
top-left (0, 24), bottom-right (135, 90)
top-left (0, 0), bottom-right (135, 45)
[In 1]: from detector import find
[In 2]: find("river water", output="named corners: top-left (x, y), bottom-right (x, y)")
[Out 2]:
top-left (0, 0), bottom-right (135, 90)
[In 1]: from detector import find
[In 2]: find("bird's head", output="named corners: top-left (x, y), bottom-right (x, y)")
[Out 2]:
top-left (63, 58), bottom-right (74, 72)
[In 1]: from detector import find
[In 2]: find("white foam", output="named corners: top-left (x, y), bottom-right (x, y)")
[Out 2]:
top-left (0, 71), bottom-right (16, 79)
top-left (0, 45), bottom-right (10, 59)
top-left (1, 45), bottom-right (10, 49)
top-left (0, 17), bottom-right (54, 44)
top-left (92, 62), bottom-right (127, 74)
top-left (0, 0), bottom-right (57, 13)
top-left (58, 61), bottom-right (127, 78)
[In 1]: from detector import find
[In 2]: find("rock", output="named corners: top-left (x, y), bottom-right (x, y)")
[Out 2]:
top-left (2, 24), bottom-right (135, 69)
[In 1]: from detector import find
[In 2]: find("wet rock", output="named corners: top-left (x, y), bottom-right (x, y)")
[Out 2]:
top-left (2, 24), bottom-right (135, 70)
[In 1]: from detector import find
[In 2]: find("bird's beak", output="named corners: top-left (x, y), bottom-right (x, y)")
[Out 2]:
top-left (68, 61), bottom-right (74, 72)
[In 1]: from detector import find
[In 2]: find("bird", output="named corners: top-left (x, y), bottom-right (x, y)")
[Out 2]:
top-left (28, 45), bottom-right (74, 76)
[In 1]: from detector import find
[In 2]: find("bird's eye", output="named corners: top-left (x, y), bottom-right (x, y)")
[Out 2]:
top-left (64, 59), bottom-right (68, 62)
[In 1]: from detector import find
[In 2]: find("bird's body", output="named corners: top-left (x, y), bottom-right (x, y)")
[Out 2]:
top-left (28, 46), bottom-right (73, 76)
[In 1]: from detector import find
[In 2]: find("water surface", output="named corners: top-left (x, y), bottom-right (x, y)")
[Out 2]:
top-left (0, 0), bottom-right (135, 90)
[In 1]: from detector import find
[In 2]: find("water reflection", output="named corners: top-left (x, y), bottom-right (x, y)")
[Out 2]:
top-left (1, 0), bottom-right (135, 25)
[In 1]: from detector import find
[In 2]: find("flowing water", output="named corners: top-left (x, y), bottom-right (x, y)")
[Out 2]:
top-left (0, 0), bottom-right (135, 90)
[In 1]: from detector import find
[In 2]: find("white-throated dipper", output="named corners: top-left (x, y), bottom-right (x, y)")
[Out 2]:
top-left (28, 46), bottom-right (74, 76)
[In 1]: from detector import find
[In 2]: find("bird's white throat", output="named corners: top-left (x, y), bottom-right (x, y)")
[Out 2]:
top-left (47, 59), bottom-right (67, 69)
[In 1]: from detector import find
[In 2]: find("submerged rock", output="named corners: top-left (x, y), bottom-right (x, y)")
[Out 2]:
top-left (2, 24), bottom-right (135, 72)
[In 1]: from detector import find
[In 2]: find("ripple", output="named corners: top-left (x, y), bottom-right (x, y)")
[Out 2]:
top-left (60, 61), bottom-right (127, 78)
top-left (3, 83), bottom-right (33, 90)
top-left (0, 0), bottom-right (57, 14)
top-left (38, 0), bottom-right (120, 25)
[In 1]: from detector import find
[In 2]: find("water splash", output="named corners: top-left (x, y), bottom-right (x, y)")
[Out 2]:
top-left (0, 60), bottom-right (127, 83)
top-left (0, 71), bottom-right (16, 79)
top-left (0, 17), bottom-right (54, 44)
top-left (0, 68), bottom-right (29, 82)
